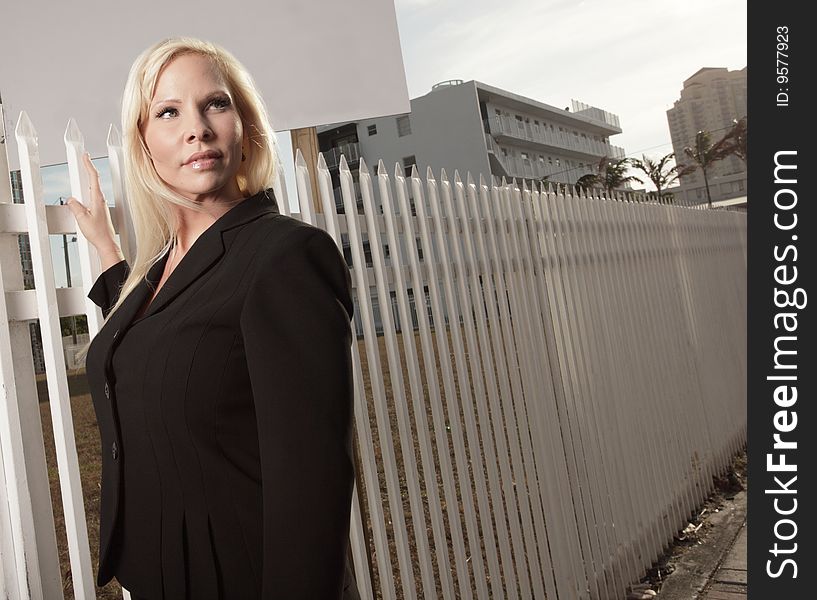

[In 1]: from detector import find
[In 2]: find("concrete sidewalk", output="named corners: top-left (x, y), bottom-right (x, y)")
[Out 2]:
top-left (700, 525), bottom-right (747, 599)
top-left (655, 490), bottom-right (747, 600)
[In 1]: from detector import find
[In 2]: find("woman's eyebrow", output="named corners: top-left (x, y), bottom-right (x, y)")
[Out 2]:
top-left (150, 97), bottom-right (181, 108)
top-left (150, 91), bottom-right (231, 107)
top-left (203, 90), bottom-right (232, 99)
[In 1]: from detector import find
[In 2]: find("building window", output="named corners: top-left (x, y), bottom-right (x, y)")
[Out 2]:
top-left (495, 109), bottom-right (501, 116)
top-left (396, 115), bottom-right (412, 137)
top-left (367, 124), bottom-right (378, 136)
top-left (521, 152), bottom-right (529, 160)
top-left (363, 240), bottom-right (373, 267)
top-left (501, 148), bottom-right (508, 157)
top-left (538, 155), bottom-right (545, 163)
top-left (548, 157), bottom-right (553, 165)
top-left (402, 155), bottom-right (417, 176)
top-left (556, 158), bottom-right (561, 166)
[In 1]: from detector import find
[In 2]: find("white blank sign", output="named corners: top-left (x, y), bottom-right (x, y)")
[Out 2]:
top-left (0, 0), bottom-right (409, 168)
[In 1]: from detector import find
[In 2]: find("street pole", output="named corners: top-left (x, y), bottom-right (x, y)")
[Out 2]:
top-left (59, 197), bottom-right (77, 344)
top-left (290, 127), bottom-right (322, 214)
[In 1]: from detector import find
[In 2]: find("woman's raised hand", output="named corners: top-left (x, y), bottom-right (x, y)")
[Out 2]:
top-left (65, 153), bottom-right (125, 269)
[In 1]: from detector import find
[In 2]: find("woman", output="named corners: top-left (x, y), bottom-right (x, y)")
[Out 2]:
top-left (67, 38), bottom-right (360, 600)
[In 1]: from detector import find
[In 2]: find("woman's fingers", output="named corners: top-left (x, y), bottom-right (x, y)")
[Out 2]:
top-left (67, 154), bottom-right (119, 255)
top-left (67, 155), bottom-right (101, 220)
top-left (82, 152), bottom-right (105, 205)
top-left (64, 197), bottom-right (88, 219)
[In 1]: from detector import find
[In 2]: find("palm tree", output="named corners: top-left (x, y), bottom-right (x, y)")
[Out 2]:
top-left (721, 117), bottom-right (747, 164)
top-left (575, 172), bottom-right (598, 191)
top-left (631, 153), bottom-right (693, 204)
top-left (576, 156), bottom-right (642, 198)
top-left (683, 130), bottom-right (733, 208)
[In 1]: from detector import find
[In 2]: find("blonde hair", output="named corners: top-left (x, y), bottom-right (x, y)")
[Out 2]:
top-left (109, 37), bottom-right (278, 318)
top-left (77, 37), bottom-right (278, 360)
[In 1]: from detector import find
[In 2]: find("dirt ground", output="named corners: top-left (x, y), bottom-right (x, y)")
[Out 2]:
top-left (39, 372), bottom-right (122, 600)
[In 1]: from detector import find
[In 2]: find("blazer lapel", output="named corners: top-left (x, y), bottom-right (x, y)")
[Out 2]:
top-left (98, 254), bottom-right (165, 334)
top-left (139, 227), bottom-right (224, 319)
top-left (139, 188), bottom-right (280, 320)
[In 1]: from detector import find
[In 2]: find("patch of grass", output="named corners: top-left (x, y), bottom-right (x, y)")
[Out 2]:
top-left (39, 376), bottom-right (122, 600)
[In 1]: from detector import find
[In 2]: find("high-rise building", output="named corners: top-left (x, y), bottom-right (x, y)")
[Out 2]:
top-left (666, 67), bottom-right (747, 205)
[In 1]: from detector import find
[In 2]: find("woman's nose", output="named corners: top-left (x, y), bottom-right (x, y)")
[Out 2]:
top-left (186, 116), bottom-right (213, 143)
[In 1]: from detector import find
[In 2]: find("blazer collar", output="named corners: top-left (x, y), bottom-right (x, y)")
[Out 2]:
top-left (115, 188), bottom-right (280, 328)
top-left (211, 187), bottom-right (280, 233)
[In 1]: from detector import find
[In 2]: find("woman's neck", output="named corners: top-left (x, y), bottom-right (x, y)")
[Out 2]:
top-left (171, 194), bottom-right (244, 253)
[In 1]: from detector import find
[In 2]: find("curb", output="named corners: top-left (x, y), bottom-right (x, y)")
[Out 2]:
top-left (655, 490), bottom-right (747, 599)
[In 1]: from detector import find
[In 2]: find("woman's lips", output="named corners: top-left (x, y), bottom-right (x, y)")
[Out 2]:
top-left (184, 149), bottom-right (222, 170)
top-left (188, 157), bottom-right (219, 170)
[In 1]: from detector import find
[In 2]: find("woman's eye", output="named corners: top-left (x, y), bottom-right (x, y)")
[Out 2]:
top-left (155, 107), bottom-right (177, 119)
top-left (210, 97), bottom-right (231, 110)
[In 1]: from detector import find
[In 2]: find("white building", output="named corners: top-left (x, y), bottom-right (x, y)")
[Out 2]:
top-left (316, 82), bottom-right (625, 337)
top-left (318, 79), bottom-right (625, 194)
top-left (666, 67), bottom-right (747, 206)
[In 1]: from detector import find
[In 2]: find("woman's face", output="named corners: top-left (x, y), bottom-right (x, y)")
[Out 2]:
top-left (142, 53), bottom-right (244, 202)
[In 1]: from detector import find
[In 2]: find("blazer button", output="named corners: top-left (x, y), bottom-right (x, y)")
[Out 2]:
top-left (112, 441), bottom-right (118, 460)
top-left (104, 382), bottom-right (110, 399)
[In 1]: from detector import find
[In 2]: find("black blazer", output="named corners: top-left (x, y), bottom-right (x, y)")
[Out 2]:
top-left (85, 189), bottom-right (360, 599)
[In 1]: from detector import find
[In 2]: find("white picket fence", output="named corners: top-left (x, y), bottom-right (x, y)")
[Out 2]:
top-left (0, 111), bottom-right (747, 600)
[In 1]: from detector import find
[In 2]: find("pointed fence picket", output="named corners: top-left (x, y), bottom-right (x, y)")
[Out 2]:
top-left (0, 114), bottom-right (747, 600)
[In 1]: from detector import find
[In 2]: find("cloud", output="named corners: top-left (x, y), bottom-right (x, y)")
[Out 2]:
top-left (396, 0), bottom-right (747, 161)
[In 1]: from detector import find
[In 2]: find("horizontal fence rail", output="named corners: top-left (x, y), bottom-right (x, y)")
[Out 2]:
top-left (1, 114), bottom-right (747, 600)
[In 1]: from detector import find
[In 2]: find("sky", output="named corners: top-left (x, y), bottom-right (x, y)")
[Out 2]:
top-left (10, 0), bottom-right (747, 286)
top-left (393, 0), bottom-right (747, 163)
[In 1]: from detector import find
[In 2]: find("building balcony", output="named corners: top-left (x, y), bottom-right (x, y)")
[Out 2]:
top-left (321, 142), bottom-right (361, 170)
top-left (570, 100), bottom-right (621, 130)
top-left (486, 137), bottom-right (592, 184)
top-left (484, 115), bottom-right (625, 160)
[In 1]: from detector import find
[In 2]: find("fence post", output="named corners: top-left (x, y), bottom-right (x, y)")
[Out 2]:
top-left (106, 125), bottom-right (136, 265)
top-left (64, 118), bottom-right (103, 337)
top-left (17, 111), bottom-right (96, 600)
top-left (0, 109), bottom-right (63, 600)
